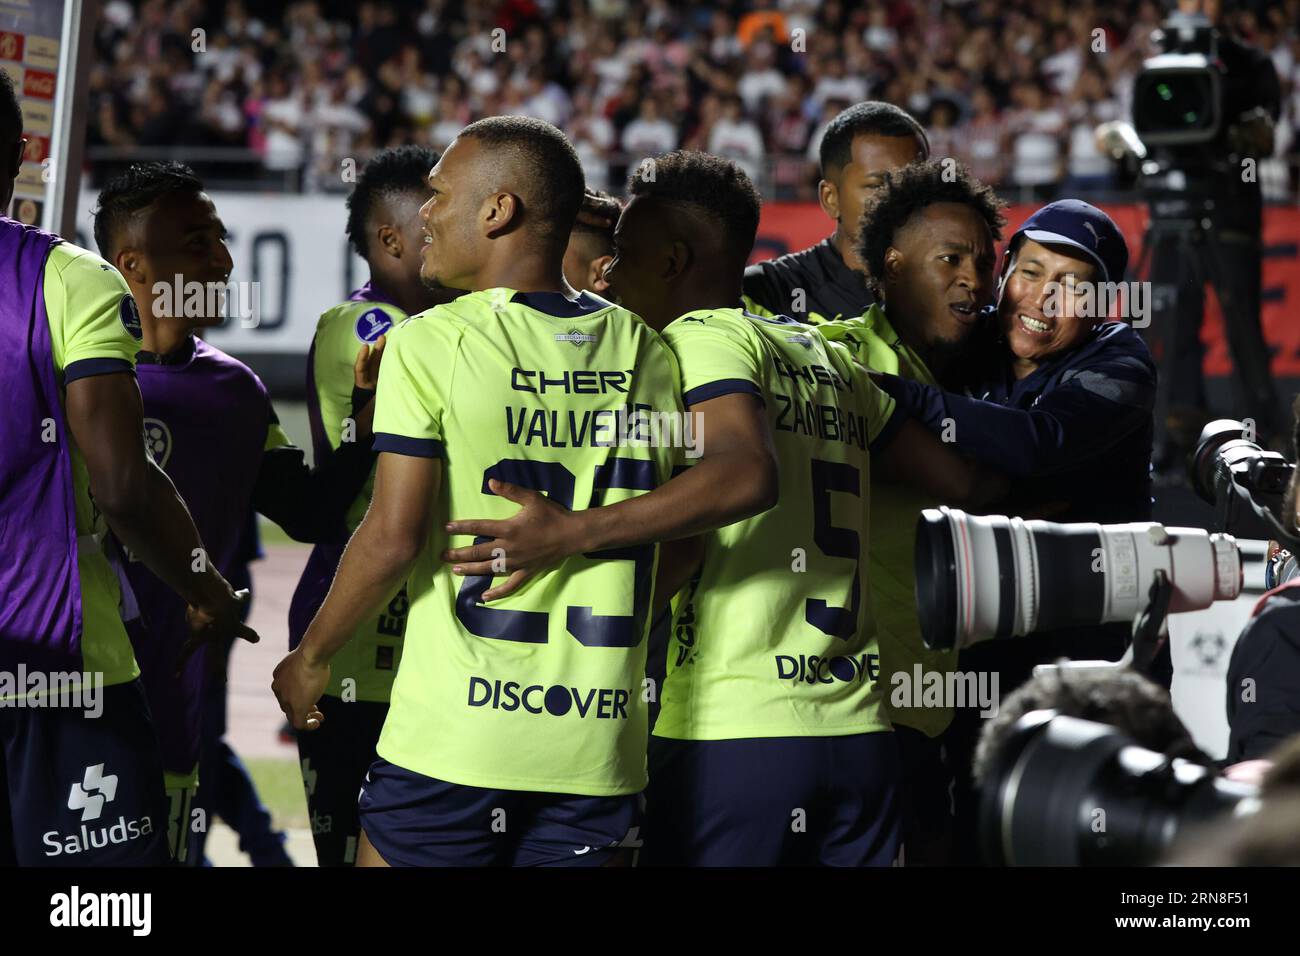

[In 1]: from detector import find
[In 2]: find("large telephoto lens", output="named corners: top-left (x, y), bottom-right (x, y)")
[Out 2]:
top-left (980, 712), bottom-right (1258, 866)
top-left (915, 507), bottom-right (1241, 651)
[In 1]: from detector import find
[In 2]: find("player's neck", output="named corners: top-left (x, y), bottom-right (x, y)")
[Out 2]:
top-left (140, 313), bottom-right (195, 358)
top-left (830, 226), bottom-right (866, 274)
top-left (469, 243), bottom-right (574, 295)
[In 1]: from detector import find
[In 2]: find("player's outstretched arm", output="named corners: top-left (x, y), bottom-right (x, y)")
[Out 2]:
top-left (66, 371), bottom-right (259, 655)
top-left (272, 450), bottom-right (438, 730)
top-left (443, 392), bottom-right (778, 601)
top-left (875, 416), bottom-right (1009, 509)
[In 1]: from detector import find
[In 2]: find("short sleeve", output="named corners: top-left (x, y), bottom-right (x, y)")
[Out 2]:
top-left (44, 244), bottom-right (140, 383)
top-left (372, 315), bottom-right (459, 458)
top-left (833, 339), bottom-right (902, 451)
top-left (661, 312), bottom-right (764, 407)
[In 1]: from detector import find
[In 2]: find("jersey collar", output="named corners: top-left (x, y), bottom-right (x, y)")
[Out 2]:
top-left (509, 290), bottom-right (604, 318)
top-left (350, 280), bottom-right (399, 307)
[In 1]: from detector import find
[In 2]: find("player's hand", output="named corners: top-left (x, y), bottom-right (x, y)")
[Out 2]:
top-left (180, 586), bottom-right (259, 674)
top-left (354, 334), bottom-right (387, 390)
top-left (271, 647), bottom-right (329, 732)
top-left (443, 478), bottom-right (588, 601)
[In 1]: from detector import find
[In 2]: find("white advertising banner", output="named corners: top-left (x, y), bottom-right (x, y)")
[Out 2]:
top-left (74, 188), bottom-right (369, 355)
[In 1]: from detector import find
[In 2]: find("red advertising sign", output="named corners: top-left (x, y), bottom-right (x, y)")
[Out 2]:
top-left (0, 30), bottom-right (23, 62)
top-left (22, 67), bottom-right (55, 99)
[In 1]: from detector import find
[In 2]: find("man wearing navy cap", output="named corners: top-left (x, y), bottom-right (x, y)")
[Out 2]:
top-left (873, 198), bottom-right (1160, 863)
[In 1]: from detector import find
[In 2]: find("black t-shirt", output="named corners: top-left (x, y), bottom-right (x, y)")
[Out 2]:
top-left (742, 237), bottom-right (875, 324)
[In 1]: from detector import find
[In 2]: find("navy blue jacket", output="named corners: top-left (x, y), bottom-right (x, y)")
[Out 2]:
top-left (879, 321), bottom-right (1156, 523)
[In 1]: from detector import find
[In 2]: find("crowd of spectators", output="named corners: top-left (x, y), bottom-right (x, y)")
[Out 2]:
top-left (86, 0), bottom-right (1300, 197)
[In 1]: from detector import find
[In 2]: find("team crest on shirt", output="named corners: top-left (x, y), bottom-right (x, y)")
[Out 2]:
top-left (118, 294), bottom-right (142, 341)
top-left (555, 329), bottom-right (597, 348)
top-left (142, 418), bottom-right (172, 467)
top-left (354, 307), bottom-right (393, 344)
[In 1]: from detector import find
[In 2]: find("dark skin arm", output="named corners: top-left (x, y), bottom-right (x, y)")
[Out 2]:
top-left (443, 392), bottom-right (778, 601)
top-left (874, 417), bottom-right (1009, 510)
top-left (66, 372), bottom-right (257, 655)
top-left (272, 452), bottom-right (437, 730)
top-left (652, 535), bottom-right (705, 615)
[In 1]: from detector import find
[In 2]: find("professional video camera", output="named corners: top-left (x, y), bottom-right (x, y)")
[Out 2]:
top-left (1132, 11), bottom-right (1226, 158)
top-left (1193, 418), bottom-right (1300, 588)
top-left (914, 507), bottom-right (1242, 659)
top-left (979, 711), bottom-right (1258, 866)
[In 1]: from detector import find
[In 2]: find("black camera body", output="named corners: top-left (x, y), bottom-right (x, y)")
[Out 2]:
top-left (1192, 419), bottom-right (1297, 545)
top-left (1133, 12), bottom-right (1224, 152)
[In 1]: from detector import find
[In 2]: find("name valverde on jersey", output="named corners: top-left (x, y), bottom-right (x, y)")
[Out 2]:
top-left (655, 308), bottom-right (903, 741)
top-left (371, 289), bottom-right (683, 796)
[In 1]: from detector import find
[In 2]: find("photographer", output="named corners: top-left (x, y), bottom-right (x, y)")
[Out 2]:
top-left (1142, 0), bottom-right (1284, 475)
top-left (1225, 396), bottom-right (1300, 762)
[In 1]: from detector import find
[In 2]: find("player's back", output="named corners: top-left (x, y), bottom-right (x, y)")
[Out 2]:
top-left (372, 288), bottom-right (683, 796)
top-left (656, 308), bottom-right (902, 741)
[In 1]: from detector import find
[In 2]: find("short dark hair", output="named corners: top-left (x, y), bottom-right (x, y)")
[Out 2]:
top-left (819, 101), bottom-right (929, 176)
top-left (0, 69), bottom-right (20, 151)
top-left (458, 115), bottom-right (585, 242)
top-left (346, 145), bottom-right (440, 259)
top-left (973, 668), bottom-right (1207, 788)
top-left (571, 187), bottom-right (620, 255)
top-left (856, 158), bottom-right (1005, 292)
top-left (92, 161), bottom-right (204, 259)
top-left (625, 150), bottom-right (761, 263)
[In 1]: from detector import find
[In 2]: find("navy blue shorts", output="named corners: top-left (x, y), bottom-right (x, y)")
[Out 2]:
top-left (0, 678), bottom-right (169, 866)
top-left (358, 758), bottom-right (639, 867)
top-left (642, 732), bottom-right (902, 866)
top-left (297, 694), bottom-right (388, 866)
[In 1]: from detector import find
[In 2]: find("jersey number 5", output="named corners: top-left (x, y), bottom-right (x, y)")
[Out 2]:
top-left (805, 458), bottom-right (861, 640)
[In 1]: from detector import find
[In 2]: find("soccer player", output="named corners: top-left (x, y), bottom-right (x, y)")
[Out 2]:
top-left (289, 145), bottom-right (459, 866)
top-left (271, 116), bottom-right (686, 867)
top-left (442, 151), bottom-right (1006, 865)
top-left (818, 158), bottom-right (1005, 862)
top-left (561, 187), bottom-right (620, 295)
top-left (92, 161), bottom-right (381, 863)
top-left (0, 73), bottom-right (253, 866)
top-left (742, 101), bottom-right (928, 324)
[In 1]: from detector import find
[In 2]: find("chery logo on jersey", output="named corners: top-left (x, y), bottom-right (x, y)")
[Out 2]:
top-left (467, 677), bottom-right (631, 719)
top-left (45, 764), bottom-right (155, 857)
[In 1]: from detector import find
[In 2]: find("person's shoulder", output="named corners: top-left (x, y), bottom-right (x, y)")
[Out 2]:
top-left (1248, 581), bottom-right (1300, 629)
top-left (317, 298), bottom-right (406, 345)
top-left (45, 240), bottom-right (129, 292)
top-left (1080, 321), bottom-right (1155, 368)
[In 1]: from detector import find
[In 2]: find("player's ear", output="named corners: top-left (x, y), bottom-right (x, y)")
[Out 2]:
top-left (481, 191), bottom-right (519, 237)
top-left (882, 245), bottom-right (904, 284)
top-left (664, 239), bottom-right (691, 281)
top-left (818, 177), bottom-right (839, 222)
top-left (114, 246), bottom-right (148, 286)
top-left (589, 254), bottom-right (613, 293)
top-left (377, 223), bottom-right (401, 259)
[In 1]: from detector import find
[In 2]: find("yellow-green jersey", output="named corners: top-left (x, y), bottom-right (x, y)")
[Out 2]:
top-left (372, 289), bottom-right (683, 795)
top-left (48, 243), bottom-right (142, 689)
top-left (299, 291), bottom-right (408, 701)
top-left (655, 308), bottom-right (903, 741)
top-left (822, 304), bottom-right (959, 737)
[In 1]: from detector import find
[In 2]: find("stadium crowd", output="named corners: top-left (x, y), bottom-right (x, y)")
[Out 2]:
top-left (87, 0), bottom-right (1300, 196)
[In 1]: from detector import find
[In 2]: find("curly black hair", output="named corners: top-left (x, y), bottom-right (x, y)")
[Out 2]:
top-left (0, 68), bottom-right (21, 155)
top-left (625, 150), bottom-right (761, 263)
top-left (345, 145), bottom-right (439, 259)
top-left (92, 161), bottom-right (204, 260)
top-left (855, 158), bottom-right (1006, 293)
